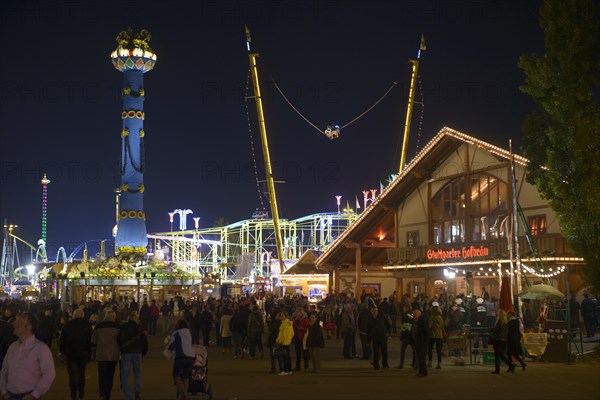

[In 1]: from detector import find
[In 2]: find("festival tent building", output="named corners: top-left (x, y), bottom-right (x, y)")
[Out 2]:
top-left (315, 127), bottom-right (586, 300)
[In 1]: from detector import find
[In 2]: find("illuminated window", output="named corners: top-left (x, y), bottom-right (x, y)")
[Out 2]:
top-left (407, 230), bottom-right (420, 247)
top-left (431, 174), bottom-right (508, 243)
top-left (527, 215), bottom-right (546, 236)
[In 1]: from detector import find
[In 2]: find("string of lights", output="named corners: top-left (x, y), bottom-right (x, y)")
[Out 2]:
top-left (244, 69), bottom-right (266, 211)
top-left (396, 261), bottom-right (569, 279)
top-left (413, 73), bottom-right (425, 156)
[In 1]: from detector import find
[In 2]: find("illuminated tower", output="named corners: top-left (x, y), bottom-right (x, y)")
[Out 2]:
top-left (41, 174), bottom-right (50, 243)
top-left (110, 29), bottom-right (157, 253)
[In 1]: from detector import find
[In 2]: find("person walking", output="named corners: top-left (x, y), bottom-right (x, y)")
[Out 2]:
top-left (219, 309), bottom-right (233, 353)
top-left (247, 306), bottom-right (265, 359)
top-left (119, 312), bottom-right (149, 400)
top-left (0, 317), bottom-right (16, 370)
top-left (410, 309), bottom-right (429, 377)
top-left (160, 301), bottom-right (172, 336)
top-left (229, 308), bottom-right (244, 359)
top-left (397, 303), bottom-right (415, 369)
top-left (581, 293), bottom-right (597, 337)
top-left (198, 306), bottom-right (213, 347)
top-left (506, 310), bottom-right (526, 372)
top-left (139, 300), bottom-right (150, 333)
top-left (167, 319), bottom-right (195, 400)
top-left (267, 311), bottom-right (282, 374)
top-left (0, 313), bottom-right (55, 400)
top-left (276, 311), bottom-right (294, 376)
top-left (60, 308), bottom-right (93, 400)
top-left (307, 312), bottom-right (325, 373)
top-left (367, 306), bottom-right (391, 372)
top-left (92, 309), bottom-right (121, 400)
top-left (148, 300), bottom-right (160, 336)
top-left (357, 303), bottom-right (372, 360)
top-left (569, 293), bottom-right (580, 334)
top-left (490, 309), bottom-right (514, 374)
top-left (340, 304), bottom-right (356, 359)
top-left (292, 308), bottom-right (310, 370)
top-left (427, 304), bottom-right (446, 369)
top-left (37, 308), bottom-right (54, 348)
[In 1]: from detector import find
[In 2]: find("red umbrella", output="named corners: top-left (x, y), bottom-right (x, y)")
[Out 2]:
top-left (499, 275), bottom-right (513, 311)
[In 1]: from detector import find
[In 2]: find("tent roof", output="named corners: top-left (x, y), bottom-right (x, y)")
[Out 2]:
top-left (316, 126), bottom-right (528, 269)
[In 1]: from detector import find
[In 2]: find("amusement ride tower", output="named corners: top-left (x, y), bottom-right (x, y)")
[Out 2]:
top-left (110, 29), bottom-right (157, 253)
top-left (40, 173), bottom-right (50, 243)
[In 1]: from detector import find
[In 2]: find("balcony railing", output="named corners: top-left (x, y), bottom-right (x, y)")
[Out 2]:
top-left (386, 233), bottom-right (573, 264)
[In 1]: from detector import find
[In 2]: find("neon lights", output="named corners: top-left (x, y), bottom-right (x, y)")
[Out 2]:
top-left (427, 246), bottom-right (490, 261)
top-left (41, 174), bottom-right (50, 243)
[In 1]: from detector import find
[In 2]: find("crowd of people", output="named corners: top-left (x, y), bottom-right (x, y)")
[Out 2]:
top-left (0, 289), bottom-right (598, 399)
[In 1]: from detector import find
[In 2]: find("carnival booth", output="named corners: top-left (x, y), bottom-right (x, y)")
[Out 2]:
top-left (519, 284), bottom-right (568, 362)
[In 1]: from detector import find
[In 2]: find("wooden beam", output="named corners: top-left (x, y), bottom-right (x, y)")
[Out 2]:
top-left (362, 239), bottom-right (396, 248)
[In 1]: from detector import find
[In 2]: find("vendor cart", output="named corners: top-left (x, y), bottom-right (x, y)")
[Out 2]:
top-left (447, 324), bottom-right (470, 365)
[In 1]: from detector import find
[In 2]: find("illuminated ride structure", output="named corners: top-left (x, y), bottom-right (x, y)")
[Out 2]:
top-left (148, 211), bottom-right (357, 283)
top-left (1, 211), bottom-right (356, 300)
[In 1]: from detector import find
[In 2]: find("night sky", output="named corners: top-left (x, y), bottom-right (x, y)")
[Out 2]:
top-left (0, 0), bottom-right (543, 256)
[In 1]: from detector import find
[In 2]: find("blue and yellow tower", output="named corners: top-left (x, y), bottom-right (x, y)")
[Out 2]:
top-left (110, 29), bottom-right (156, 253)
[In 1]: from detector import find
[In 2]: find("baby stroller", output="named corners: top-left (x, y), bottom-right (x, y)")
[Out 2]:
top-left (188, 344), bottom-right (213, 399)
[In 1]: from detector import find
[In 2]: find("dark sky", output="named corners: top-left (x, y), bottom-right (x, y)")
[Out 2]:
top-left (0, 0), bottom-right (543, 256)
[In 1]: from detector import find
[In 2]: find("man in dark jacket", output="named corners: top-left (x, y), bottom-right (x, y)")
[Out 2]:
top-left (581, 293), bottom-right (597, 337)
top-left (247, 306), bottom-right (265, 359)
top-left (0, 318), bottom-right (16, 370)
top-left (367, 306), bottom-right (390, 371)
top-left (410, 309), bottom-right (429, 377)
top-left (139, 300), bottom-right (150, 333)
top-left (38, 308), bottom-right (55, 347)
top-left (267, 309), bottom-right (282, 374)
top-left (60, 308), bottom-right (93, 400)
top-left (119, 311), bottom-right (148, 400)
top-left (199, 305), bottom-right (213, 347)
top-left (357, 304), bottom-right (372, 360)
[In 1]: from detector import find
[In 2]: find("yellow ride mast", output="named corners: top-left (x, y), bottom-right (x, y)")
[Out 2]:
top-left (399, 34), bottom-right (426, 173)
top-left (245, 26), bottom-right (286, 274)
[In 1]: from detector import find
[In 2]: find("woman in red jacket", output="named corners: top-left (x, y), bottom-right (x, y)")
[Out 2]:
top-left (292, 308), bottom-right (310, 371)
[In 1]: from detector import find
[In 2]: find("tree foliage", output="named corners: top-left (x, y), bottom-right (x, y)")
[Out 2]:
top-left (519, 0), bottom-right (600, 293)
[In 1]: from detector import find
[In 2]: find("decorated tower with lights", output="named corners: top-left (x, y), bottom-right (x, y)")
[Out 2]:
top-left (40, 173), bottom-right (50, 243)
top-left (110, 29), bottom-right (157, 253)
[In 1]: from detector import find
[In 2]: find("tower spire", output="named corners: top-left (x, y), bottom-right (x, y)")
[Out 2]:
top-left (110, 29), bottom-right (157, 254)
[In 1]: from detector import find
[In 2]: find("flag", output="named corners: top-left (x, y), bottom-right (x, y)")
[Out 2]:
top-left (245, 25), bottom-right (252, 42)
top-left (420, 34), bottom-right (426, 51)
top-left (355, 195), bottom-right (360, 209)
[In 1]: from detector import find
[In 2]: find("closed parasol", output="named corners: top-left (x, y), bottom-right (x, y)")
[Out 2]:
top-left (518, 284), bottom-right (565, 300)
top-left (499, 275), bottom-right (513, 311)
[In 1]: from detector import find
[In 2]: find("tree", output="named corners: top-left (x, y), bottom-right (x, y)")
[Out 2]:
top-left (519, 0), bottom-right (600, 293)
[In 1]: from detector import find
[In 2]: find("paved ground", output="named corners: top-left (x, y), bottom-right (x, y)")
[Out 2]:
top-left (44, 331), bottom-right (600, 400)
